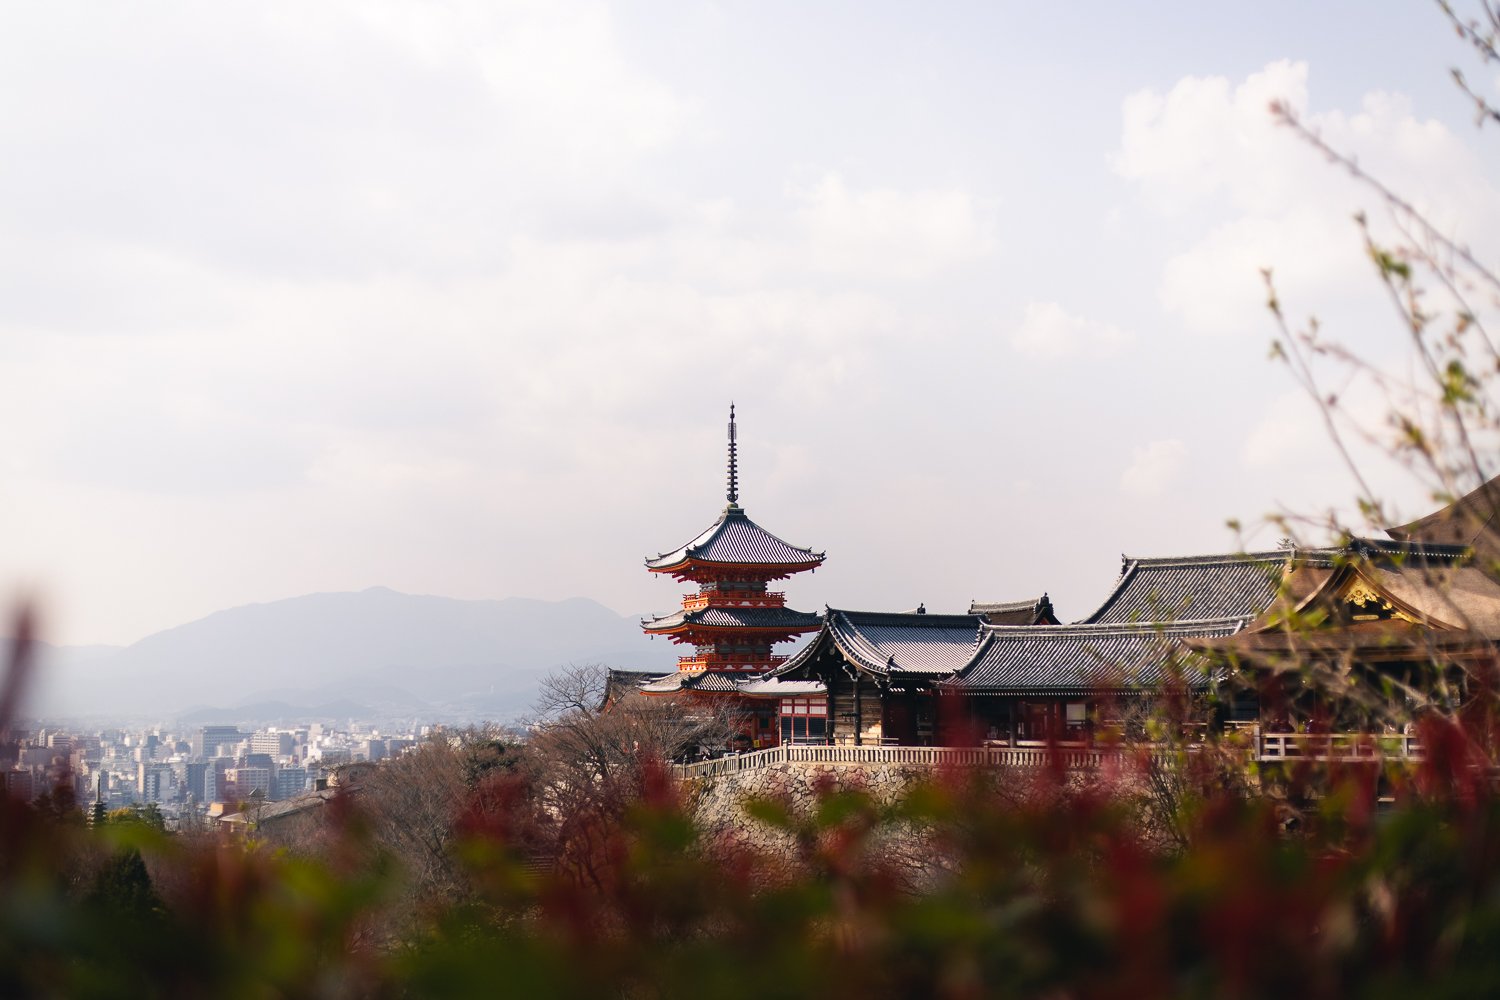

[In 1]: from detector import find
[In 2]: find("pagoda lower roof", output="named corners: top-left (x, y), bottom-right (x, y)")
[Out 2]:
top-left (646, 504), bottom-right (824, 574)
top-left (642, 605), bottom-right (821, 633)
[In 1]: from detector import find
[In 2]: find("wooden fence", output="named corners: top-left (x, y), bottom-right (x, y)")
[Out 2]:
top-left (1256, 731), bottom-right (1422, 761)
top-left (673, 732), bottom-right (1426, 780)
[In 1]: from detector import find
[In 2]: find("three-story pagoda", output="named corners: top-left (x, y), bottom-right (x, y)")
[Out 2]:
top-left (639, 406), bottom-right (824, 730)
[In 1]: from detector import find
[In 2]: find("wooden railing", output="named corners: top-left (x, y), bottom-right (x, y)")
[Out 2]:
top-left (675, 743), bottom-right (1124, 779)
top-left (1256, 731), bottom-right (1423, 761)
top-left (674, 731), bottom-right (1427, 779)
top-left (682, 591), bottom-right (786, 610)
top-left (677, 654), bottom-right (787, 672)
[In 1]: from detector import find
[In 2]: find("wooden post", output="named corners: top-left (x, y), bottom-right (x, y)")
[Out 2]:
top-left (1007, 700), bottom-right (1016, 748)
top-left (825, 668), bottom-right (835, 746)
top-left (853, 673), bottom-right (863, 746)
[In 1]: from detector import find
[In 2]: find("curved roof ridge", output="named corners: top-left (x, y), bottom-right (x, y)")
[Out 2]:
top-left (825, 609), bottom-right (901, 674)
top-left (968, 596), bottom-right (1046, 612)
top-left (1123, 550), bottom-right (1286, 567)
top-left (820, 607), bottom-right (986, 676)
top-left (1291, 539), bottom-right (1475, 569)
top-left (826, 607), bottom-right (985, 627)
top-left (984, 616), bottom-right (1248, 638)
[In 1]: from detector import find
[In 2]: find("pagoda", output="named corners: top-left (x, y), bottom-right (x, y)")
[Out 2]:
top-left (639, 406), bottom-right (824, 739)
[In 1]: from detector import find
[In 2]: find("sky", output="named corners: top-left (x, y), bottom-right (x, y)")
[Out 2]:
top-left (3, 1), bottom-right (1499, 647)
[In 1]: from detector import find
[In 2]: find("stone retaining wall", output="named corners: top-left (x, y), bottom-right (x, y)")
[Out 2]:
top-left (688, 760), bottom-right (939, 856)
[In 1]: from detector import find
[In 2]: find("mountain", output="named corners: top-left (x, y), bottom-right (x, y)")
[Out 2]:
top-left (25, 588), bottom-right (664, 724)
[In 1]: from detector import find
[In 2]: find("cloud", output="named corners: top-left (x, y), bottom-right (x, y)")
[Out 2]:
top-left (1009, 301), bottom-right (1132, 360)
top-left (791, 173), bottom-right (996, 281)
top-left (1121, 440), bottom-right (1188, 497)
top-left (1113, 59), bottom-right (1500, 340)
top-left (1112, 60), bottom-right (1312, 216)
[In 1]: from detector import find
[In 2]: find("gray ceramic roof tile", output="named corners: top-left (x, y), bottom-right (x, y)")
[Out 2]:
top-left (642, 606), bottom-right (821, 631)
top-left (737, 677), bottom-right (827, 697)
top-left (646, 505), bottom-right (824, 570)
top-left (638, 669), bottom-right (771, 694)
top-left (968, 595), bottom-right (1057, 625)
top-left (1081, 552), bottom-right (1286, 624)
top-left (779, 609), bottom-right (984, 676)
top-left (944, 619), bottom-right (1243, 693)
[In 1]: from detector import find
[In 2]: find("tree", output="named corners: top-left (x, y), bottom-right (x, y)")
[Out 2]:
top-left (356, 726), bottom-right (531, 921)
top-left (524, 663), bottom-right (742, 889)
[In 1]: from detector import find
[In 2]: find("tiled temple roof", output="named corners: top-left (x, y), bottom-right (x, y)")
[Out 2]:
top-left (639, 670), bottom-right (757, 695)
top-left (1387, 475), bottom-right (1500, 561)
top-left (942, 619), bottom-right (1244, 695)
top-left (641, 605), bottom-right (821, 632)
top-left (777, 609), bottom-right (984, 677)
top-left (737, 676), bottom-right (827, 697)
top-left (967, 595), bottom-right (1057, 625)
top-left (1295, 539), bottom-right (1474, 568)
top-left (1080, 551), bottom-right (1287, 625)
top-left (599, 669), bottom-right (662, 710)
top-left (646, 504), bottom-right (824, 572)
top-left (1080, 542), bottom-right (1475, 629)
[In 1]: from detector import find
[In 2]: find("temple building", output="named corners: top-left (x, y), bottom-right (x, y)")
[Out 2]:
top-left (637, 406), bottom-right (825, 748)
top-left (623, 422), bottom-right (1500, 755)
top-left (1189, 539), bottom-right (1500, 733)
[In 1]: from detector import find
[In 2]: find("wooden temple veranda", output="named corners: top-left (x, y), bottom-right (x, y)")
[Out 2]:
top-left (627, 409), bottom-right (1500, 770)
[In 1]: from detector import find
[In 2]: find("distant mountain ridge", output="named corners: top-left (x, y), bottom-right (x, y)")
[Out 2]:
top-left (26, 588), bottom-right (665, 725)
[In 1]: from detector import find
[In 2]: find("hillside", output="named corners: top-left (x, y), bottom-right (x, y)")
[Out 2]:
top-left (25, 588), bottom-right (664, 724)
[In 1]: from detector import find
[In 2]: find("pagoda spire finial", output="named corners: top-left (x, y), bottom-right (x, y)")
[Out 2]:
top-left (726, 402), bottom-right (739, 505)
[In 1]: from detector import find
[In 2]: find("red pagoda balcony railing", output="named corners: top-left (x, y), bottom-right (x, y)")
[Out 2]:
top-left (678, 654), bottom-right (788, 673)
top-left (681, 591), bottom-right (787, 611)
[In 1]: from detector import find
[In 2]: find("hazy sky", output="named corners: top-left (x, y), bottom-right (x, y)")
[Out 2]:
top-left (3, 1), bottom-right (1498, 646)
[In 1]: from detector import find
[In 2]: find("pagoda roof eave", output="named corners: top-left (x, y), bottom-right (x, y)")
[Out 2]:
top-left (646, 557), bottom-right (826, 580)
top-left (642, 623), bottom-right (823, 640)
top-left (645, 504), bottom-right (825, 573)
top-left (641, 605), bottom-right (823, 634)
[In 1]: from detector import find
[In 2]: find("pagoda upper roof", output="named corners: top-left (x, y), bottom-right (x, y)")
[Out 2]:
top-left (645, 504), bottom-right (824, 574)
top-left (941, 619), bottom-right (1242, 695)
top-left (642, 605), bottom-right (822, 633)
